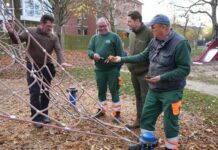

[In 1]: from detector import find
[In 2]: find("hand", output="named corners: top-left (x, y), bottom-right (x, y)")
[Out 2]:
top-left (105, 55), bottom-right (121, 63)
top-left (5, 23), bottom-right (13, 33)
top-left (145, 75), bottom-right (160, 83)
top-left (93, 53), bottom-right (101, 61)
top-left (61, 62), bottom-right (72, 67)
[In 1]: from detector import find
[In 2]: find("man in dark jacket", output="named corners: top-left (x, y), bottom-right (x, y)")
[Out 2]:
top-left (6, 14), bottom-right (71, 128)
top-left (108, 14), bottom-right (191, 150)
top-left (126, 11), bottom-right (153, 129)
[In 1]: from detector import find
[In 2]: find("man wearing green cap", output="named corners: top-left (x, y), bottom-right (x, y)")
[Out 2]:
top-left (108, 14), bottom-right (191, 150)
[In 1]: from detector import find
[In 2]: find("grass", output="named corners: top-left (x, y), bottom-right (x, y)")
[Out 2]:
top-left (191, 46), bottom-right (205, 59)
top-left (119, 72), bottom-right (134, 95)
top-left (183, 89), bottom-right (218, 125)
top-left (67, 68), bottom-right (218, 126)
top-left (121, 72), bottom-right (218, 126)
top-left (68, 67), bottom-right (95, 81)
top-left (188, 74), bottom-right (218, 85)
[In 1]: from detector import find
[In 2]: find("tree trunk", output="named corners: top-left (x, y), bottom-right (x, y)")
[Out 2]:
top-left (53, 2), bottom-right (64, 48)
top-left (211, 0), bottom-right (217, 36)
top-left (55, 24), bottom-right (64, 48)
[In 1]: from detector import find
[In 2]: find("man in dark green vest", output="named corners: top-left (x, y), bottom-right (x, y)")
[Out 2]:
top-left (107, 14), bottom-right (191, 150)
top-left (125, 11), bottom-right (153, 129)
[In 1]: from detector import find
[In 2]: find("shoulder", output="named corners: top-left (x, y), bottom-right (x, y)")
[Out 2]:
top-left (139, 24), bottom-right (151, 33)
top-left (49, 32), bottom-right (59, 41)
top-left (128, 32), bottom-right (136, 41)
top-left (174, 31), bottom-right (186, 42)
top-left (109, 32), bottom-right (119, 37)
top-left (142, 26), bottom-right (152, 37)
top-left (89, 34), bottom-right (99, 42)
top-left (107, 32), bottom-right (121, 42)
top-left (27, 27), bottom-right (37, 33)
top-left (177, 40), bottom-right (191, 49)
top-left (129, 31), bottom-right (135, 37)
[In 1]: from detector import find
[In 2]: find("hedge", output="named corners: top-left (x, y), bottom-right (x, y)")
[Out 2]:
top-left (64, 34), bottom-right (129, 50)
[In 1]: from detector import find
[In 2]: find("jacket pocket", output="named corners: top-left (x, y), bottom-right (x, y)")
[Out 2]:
top-left (159, 53), bottom-right (174, 66)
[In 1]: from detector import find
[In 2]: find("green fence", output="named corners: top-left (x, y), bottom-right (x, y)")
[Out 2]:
top-left (64, 34), bottom-right (129, 50)
top-left (64, 35), bottom-right (92, 50)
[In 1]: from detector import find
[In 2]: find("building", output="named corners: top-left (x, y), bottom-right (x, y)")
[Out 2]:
top-left (0, 0), bottom-right (143, 35)
top-left (114, 0), bottom-right (143, 31)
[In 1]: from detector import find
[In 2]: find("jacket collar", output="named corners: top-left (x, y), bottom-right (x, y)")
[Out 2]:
top-left (36, 26), bottom-right (51, 37)
top-left (133, 23), bottom-right (145, 33)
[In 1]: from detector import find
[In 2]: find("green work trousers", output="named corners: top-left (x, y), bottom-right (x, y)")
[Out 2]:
top-left (140, 89), bottom-right (183, 138)
top-left (95, 68), bottom-right (120, 103)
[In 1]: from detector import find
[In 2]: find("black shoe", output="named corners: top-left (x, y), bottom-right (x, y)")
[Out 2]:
top-left (128, 143), bottom-right (142, 150)
top-left (93, 109), bottom-right (105, 118)
top-left (113, 111), bottom-right (123, 123)
top-left (43, 117), bottom-right (51, 123)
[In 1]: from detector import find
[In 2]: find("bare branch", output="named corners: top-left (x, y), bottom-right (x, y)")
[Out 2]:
top-left (201, 0), bottom-right (213, 5)
top-left (190, 10), bottom-right (212, 18)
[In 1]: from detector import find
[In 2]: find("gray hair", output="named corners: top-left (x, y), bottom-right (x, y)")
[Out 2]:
top-left (97, 17), bottom-right (111, 31)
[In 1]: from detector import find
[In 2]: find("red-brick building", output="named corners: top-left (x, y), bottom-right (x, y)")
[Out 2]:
top-left (64, 14), bottom-right (97, 36)
top-left (64, 0), bottom-right (143, 35)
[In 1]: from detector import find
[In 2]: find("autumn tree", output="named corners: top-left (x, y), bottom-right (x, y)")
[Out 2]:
top-left (71, 0), bottom-right (96, 35)
top-left (96, 0), bottom-right (122, 32)
top-left (42, 0), bottom-right (72, 47)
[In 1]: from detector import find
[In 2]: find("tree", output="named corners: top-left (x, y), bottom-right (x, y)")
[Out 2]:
top-left (42, 0), bottom-right (72, 47)
top-left (71, 0), bottom-right (96, 35)
top-left (96, 0), bottom-right (122, 32)
top-left (11, 0), bottom-right (21, 20)
top-left (71, 0), bottom-right (122, 33)
top-left (174, 0), bottom-right (218, 36)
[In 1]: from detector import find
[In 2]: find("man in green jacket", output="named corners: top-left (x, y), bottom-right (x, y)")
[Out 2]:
top-left (125, 11), bottom-right (153, 129)
top-left (108, 14), bottom-right (191, 150)
top-left (88, 17), bottom-right (123, 122)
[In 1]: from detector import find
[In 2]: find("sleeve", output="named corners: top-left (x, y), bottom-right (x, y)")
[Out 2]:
top-left (87, 35), bottom-right (96, 59)
top-left (8, 29), bottom-right (28, 44)
top-left (160, 40), bottom-right (192, 81)
top-left (53, 35), bottom-right (65, 64)
top-left (18, 30), bottom-right (28, 42)
top-left (121, 47), bottom-right (149, 64)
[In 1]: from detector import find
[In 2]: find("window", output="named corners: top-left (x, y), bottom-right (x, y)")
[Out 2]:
top-left (20, 0), bottom-right (49, 21)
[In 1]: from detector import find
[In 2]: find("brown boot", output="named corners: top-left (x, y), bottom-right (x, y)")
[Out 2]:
top-left (125, 117), bottom-right (140, 129)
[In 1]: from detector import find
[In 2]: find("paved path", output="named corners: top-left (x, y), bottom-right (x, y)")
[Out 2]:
top-left (186, 80), bottom-right (218, 97)
top-left (121, 69), bottom-right (218, 97)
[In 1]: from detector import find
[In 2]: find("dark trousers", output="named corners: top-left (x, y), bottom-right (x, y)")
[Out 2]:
top-left (26, 63), bottom-right (56, 122)
top-left (131, 72), bottom-right (148, 119)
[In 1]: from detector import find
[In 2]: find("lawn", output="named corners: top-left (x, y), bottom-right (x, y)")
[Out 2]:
top-left (68, 68), bottom-right (218, 126)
